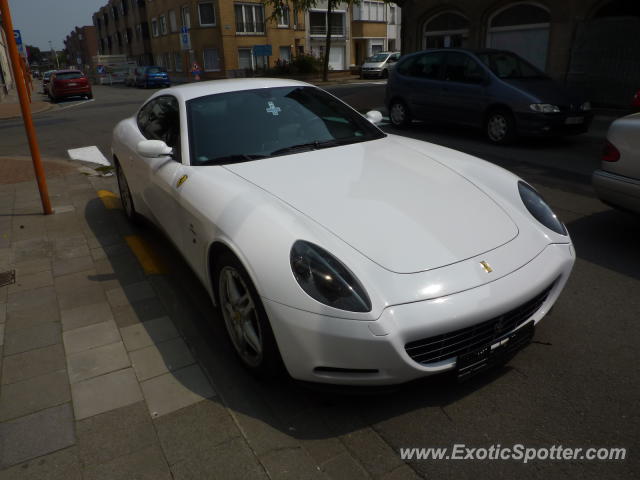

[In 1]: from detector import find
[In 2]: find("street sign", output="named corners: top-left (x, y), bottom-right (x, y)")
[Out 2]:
top-left (253, 45), bottom-right (272, 57)
top-left (180, 26), bottom-right (191, 51)
top-left (13, 29), bottom-right (22, 45)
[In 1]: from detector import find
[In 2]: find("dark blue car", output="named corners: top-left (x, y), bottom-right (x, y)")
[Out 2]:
top-left (385, 48), bottom-right (593, 144)
top-left (135, 66), bottom-right (171, 89)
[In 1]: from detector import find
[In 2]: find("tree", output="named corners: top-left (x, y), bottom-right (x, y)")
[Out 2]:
top-left (25, 45), bottom-right (42, 64)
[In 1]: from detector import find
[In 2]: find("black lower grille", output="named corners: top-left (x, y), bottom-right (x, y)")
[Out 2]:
top-left (405, 282), bottom-right (556, 365)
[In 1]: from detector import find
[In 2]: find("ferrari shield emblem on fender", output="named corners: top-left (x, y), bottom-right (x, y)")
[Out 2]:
top-left (480, 261), bottom-right (493, 273)
top-left (176, 175), bottom-right (188, 188)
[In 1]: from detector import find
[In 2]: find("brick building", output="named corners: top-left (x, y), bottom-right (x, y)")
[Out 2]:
top-left (64, 26), bottom-right (98, 72)
top-left (399, 0), bottom-right (640, 107)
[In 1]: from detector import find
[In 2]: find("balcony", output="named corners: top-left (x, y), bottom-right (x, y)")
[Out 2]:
top-left (309, 12), bottom-right (345, 37)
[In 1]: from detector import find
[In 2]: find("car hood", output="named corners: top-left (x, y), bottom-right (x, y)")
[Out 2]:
top-left (503, 78), bottom-right (585, 105)
top-left (224, 137), bottom-right (518, 273)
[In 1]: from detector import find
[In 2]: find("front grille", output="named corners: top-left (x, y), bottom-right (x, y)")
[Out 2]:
top-left (405, 282), bottom-right (556, 365)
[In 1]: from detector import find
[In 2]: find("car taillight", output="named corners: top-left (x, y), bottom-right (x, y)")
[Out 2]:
top-left (602, 141), bottom-right (620, 162)
top-left (632, 91), bottom-right (640, 108)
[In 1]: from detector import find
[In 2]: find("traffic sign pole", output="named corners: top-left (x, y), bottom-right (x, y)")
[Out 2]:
top-left (0, 0), bottom-right (52, 215)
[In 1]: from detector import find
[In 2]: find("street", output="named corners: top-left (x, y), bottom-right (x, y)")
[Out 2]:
top-left (0, 82), bottom-right (638, 479)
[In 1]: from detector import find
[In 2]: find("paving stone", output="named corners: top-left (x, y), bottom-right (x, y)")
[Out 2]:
top-left (12, 238), bottom-right (53, 262)
top-left (0, 303), bottom-right (5, 323)
top-left (71, 367), bottom-right (143, 420)
top-left (55, 270), bottom-right (106, 310)
top-left (0, 370), bottom-right (70, 421)
top-left (52, 255), bottom-right (94, 277)
top-left (106, 281), bottom-right (156, 308)
top-left (0, 324), bottom-right (3, 346)
top-left (130, 337), bottom-right (195, 381)
top-left (76, 401), bottom-right (158, 467)
top-left (0, 445), bottom-right (82, 480)
top-left (0, 404), bottom-right (76, 470)
top-left (7, 270), bottom-right (53, 294)
top-left (141, 364), bottom-right (215, 418)
top-left (231, 409), bottom-right (301, 457)
top-left (60, 301), bottom-right (114, 331)
top-left (259, 447), bottom-right (326, 480)
top-left (83, 444), bottom-right (171, 480)
top-left (3, 322), bottom-right (61, 356)
top-left (6, 285), bottom-right (57, 320)
top-left (380, 465), bottom-right (422, 480)
top-left (112, 299), bottom-right (168, 328)
top-left (67, 341), bottom-right (130, 383)
top-left (170, 437), bottom-right (267, 480)
top-left (290, 414), bottom-right (348, 466)
top-left (340, 428), bottom-right (405, 478)
top-left (120, 316), bottom-right (179, 352)
top-left (2, 344), bottom-right (66, 385)
top-left (87, 234), bottom-right (123, 250)
top-left (13, 258), bottom-right (51, 276)
top-left (54, 235), bottom-right (90, 260)
top-left (62, 320), bottom-right (120, 355)
top-left (320, 453), bottom-right (369, 480)
top-left (154, 399), bottom-right (240, 466)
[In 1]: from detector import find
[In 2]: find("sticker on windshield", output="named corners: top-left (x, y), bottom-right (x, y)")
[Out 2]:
top-left (266, 101), bottom-right (282, 116)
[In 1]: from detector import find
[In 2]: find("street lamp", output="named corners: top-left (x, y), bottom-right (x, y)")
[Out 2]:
top-left (48, 40), bottom-right (60, 69)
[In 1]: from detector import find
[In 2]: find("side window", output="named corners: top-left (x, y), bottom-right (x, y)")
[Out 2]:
top-left (136, 96), bottom-right (181, 157)
top-left (136, 100), bottom-right (156, 137)
top-left (409, 52), bottom-right (445, 79)
top-left (444, 53), bottom-right (486, 84)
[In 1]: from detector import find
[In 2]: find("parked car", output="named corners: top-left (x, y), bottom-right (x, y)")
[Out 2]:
top-left (592, 113), bottom-right (640, 214)
top-left (386, 48), bottom-right (593, 144)
top-left (126, 67), bottom-right (142, 86)
top-left (48, 70), bottom-right (92, 102)
top-left (135, 66), bottom-right (171, 88)
top-left (41, 70), bottom-right (55, 93)
top-left (632, 89), bottom-right (640, 113)
top-left (112, 78), bottom-right (574, 385)
top-left (360, 51), bottom-right (401, 79)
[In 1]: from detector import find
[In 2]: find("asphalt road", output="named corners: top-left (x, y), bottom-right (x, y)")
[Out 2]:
top-left (1, 83), bottom-right (638, 479)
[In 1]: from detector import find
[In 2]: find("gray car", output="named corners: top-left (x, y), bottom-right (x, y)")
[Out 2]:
top-left (385, 48), bottom-right (593, 144)
top-left (360, 52), bottom-right (400, 79)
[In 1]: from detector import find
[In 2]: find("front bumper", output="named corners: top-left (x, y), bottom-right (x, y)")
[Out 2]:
top-left (265, 243), bottom-right (575, 385)
top-left (515, 111), bottom-right (594, 136)
top-left (361, 69), bottom-right (384, 78)
top-left (592, 169), bottom-right (640, 214)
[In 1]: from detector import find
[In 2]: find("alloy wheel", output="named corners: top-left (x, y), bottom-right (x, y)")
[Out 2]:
top-left (487, 114), bottom-right (508, 142)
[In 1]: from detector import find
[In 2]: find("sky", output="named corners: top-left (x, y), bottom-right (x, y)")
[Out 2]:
top-left (8, 0), bottom-right (106, 51)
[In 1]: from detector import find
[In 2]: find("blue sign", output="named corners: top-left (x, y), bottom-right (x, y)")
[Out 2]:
top-left (253, 45), bottom-right (272, 57)
top-left (13, 30), bottom-right (22, 45)
top-left (180, 26), bottom-right (191, 51)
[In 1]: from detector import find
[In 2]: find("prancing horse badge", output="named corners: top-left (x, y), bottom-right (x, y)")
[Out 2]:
top-left (480, 261), bottom-right (493, 273)
top-left (176, 175), bottom-right (188, 188)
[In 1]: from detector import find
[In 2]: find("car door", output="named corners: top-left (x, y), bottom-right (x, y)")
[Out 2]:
top-left (439, 52), bottom-right (488, 127)
top-left (399, 52), bottom-right (446, 121)
top-left (132, 95), bottom-right (187, 248)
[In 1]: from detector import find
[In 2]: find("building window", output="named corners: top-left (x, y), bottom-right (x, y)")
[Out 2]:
top-left (279, 46), bottom-right (291, 62)
top-left (174, 52), bottom-right (183, 71)
top-left (423, 11), bottom-right (469, 49)
top-left (160, 15), bottom-right (168, 34)
top-left (235, 3), bottom-right (265, 34)
top-left (353, 1), bottom-right (385, 22)
top-left (151, 18), bottom-right (159, 37)
top-left (238, 47), bottom-right (252, 69)
top-left (203, 47), bottom-right (221, 71)
top-left (309, 11), bottom-right (345, 36)
top-left (389, 6), bottom-right (396, 24)
top-left (169, 10), bottom-right (178, 32)
top-left (278, 5), bottom-right (290, 27)
top-left (199, 2), bottom-right (216, 26)
top-left (181, 5), bottom-right (191, 28)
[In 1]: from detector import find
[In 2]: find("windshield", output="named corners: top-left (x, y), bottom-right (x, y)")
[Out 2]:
top-left (146, 67), bottom-right (165, 74)
top-left (187, 86), bottom-right (385, 165)
top-left (478, 52), bottom-right (547, 79)
top-left (366, 53), bottom-right (389, 63)
top-left (55, 72), bottom-right (83, 80)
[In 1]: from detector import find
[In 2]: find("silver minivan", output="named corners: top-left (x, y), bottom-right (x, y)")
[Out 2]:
top-left (360, 52), bottom-right (401, 79)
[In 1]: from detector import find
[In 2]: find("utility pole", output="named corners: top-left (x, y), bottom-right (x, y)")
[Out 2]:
top-left (0, 0), bottom-right (53, 214)
top-left (49, 40), bottom-right (59, 69)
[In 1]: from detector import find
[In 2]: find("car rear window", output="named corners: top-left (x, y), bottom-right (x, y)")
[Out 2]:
top-left (55, 72), bottom-right (83, 80)
top-left (147, 67), bottom-right (164, 74)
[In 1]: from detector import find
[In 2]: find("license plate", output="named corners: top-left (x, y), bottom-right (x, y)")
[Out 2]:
top-left (68, 82), bottom-right (77, 86)
top-left (565, 116), bottom-right (584, 125)
top-left (456, 321), bottom-right (535, 381)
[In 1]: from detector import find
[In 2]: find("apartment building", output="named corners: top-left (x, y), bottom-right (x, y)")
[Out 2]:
top-left (351, 0), bottom-right (401, 67)
top-left (93, 0), bottom-right (153, 65)
top-left (145, 0), bottom-right (306, 80)
top-left (64, 26), bottom-right (99, 71)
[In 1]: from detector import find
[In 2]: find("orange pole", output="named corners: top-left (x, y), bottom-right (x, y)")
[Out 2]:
top-left (0, 0), bottom-right (52, 214)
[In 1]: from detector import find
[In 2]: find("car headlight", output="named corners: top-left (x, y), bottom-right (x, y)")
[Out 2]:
top-left (290, 240), bottom-right (372, 312)
top-left (529, 103), bottom-right (561, 113)
top-left (518, 182), bottom-right (566, 235)
top-left (580, 101), bottom-right (591, 111)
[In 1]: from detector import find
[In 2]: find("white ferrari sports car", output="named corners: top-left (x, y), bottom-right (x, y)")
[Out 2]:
top-left (112, 78), bottom-right (574, 385)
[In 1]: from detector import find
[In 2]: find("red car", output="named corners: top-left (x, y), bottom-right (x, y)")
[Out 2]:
top-left (48, 70), bottom-right (93, 102)
top-left (632, 89), bottom-right (640, 113)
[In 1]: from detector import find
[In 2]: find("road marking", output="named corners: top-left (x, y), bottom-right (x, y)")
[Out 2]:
top-left (124, 235), bottom-right (168, 275)
top-left (97, 190), bottom-right (120, 209)
top-left (57, 99), bottom-right (95, 110)
top-left (68, 145), bottom-right (111, 166)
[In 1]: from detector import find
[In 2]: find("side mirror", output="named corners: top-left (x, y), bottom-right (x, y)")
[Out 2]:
top-left (137, 139), bottom-right (172, 158)
top-left (366, 110), bottom-right (383, 125)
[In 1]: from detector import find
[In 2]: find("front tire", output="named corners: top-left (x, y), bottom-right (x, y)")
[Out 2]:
top-left (213, 252), bottom-right (283, 378)
top-left (486, 109), bottom-right (516, 145)
top-left (115, 161), bottom-right (139, 223)
top-left (389, 99), bottom-right (411, 128)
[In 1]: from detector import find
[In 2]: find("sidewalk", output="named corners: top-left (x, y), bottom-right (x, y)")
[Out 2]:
top-left (0, 88), bottom-right (53, 120)
top-left (0, 162), bottom-right (416, 479)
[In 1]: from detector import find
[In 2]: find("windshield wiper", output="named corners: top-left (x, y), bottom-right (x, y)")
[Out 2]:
top-left (270, 138), bottom-right (363, 157)
top-left (198, 154), bottom-right (267, 166)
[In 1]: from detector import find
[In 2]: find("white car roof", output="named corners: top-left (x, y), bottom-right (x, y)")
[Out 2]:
top-left (155, 78), bottom-right (313, 103)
